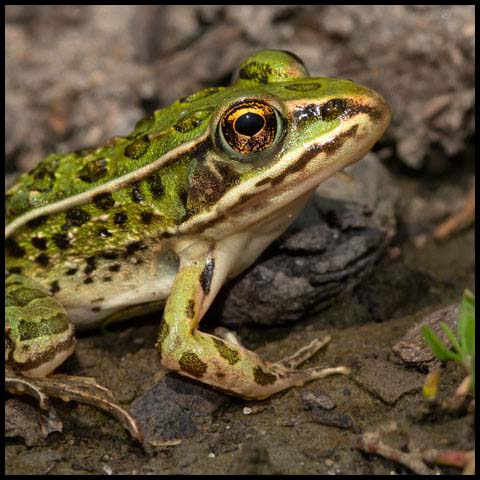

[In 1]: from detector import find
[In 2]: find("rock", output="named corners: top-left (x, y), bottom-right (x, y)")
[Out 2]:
top-left (392, 303), bottom-right (459, 369)
top-left (352, 359), bottom-right (424, 405)
top-left (310, 410), bottom-right (354, 430)
top-left (131, 374), bottom-right (231, 443)
top-left (5, 398), bottom-right (63, 447)
top-left (301, 391), bottom-right (337, 411)
top-left (216, 154), bottom-right (397, 327)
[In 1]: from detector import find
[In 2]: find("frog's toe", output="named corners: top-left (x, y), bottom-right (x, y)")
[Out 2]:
top-left (277, 335), bottom-right (332, 369)
top-left (5, 370), bottom-right (143, 442)
top-left (273, 364), bottom-right (350, 386)
top-left (6, 367), bottom-right (51, 409)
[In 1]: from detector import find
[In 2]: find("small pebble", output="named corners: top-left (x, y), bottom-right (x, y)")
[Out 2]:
top-left (243, 407), bottom-right (253, 415)
top-left (301, 391), bottom-right (336, 410)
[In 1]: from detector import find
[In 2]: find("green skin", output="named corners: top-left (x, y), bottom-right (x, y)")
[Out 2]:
top-left (5, 50), bottom-right (391, 437)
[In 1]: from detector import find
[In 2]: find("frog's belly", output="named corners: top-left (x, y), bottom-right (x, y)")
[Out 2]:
top-left (67, 277), bottom-right (174, 330)
top-left (60, 250), bottom-right (178, 330)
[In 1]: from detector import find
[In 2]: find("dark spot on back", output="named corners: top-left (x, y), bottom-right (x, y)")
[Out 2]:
top-left (27, 215), bottom-right (48, 229)
top-left (147, 173), bottom-right (164, 198)
top-left (84, 277), bottom-right (94, 284)
top-left (31, 237), bottom-right (48, 250)
top-left (114, 212), bottom-right (128, 225)
top-left (108, 264), bottom-right (121, 272)
top-left (130, 182), bottom-right (144, 203)
top-left (173, 108), bottom-right (212, 133)
top-left (6, 238), bottom-right (26, 258)
top-left (97, 227), bottom-right (112, 238)
top-left (52, 233), bottom-right (70, 250)
top-left (65, 268), bottom-right (78, 276)
top-left (93, 192), bottom-right (115, 210)
top-left (92, 306), bottom-right (101, 312)
top-left (65, 208), bottom-right (90, 227)
top-left (78, 157), bottom-right (108, 183)
top-left (35, 253), bottom-right (50, 267)
top-left (140, 211), bottom-right (154, 224)
top-left (124, 135), bottom-right (150, 160)
top-left (9, 266), bottom-right (22, 274)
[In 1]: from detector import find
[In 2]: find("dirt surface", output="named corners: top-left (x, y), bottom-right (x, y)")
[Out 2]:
top-left (5, 5), bottom-right (475, 475)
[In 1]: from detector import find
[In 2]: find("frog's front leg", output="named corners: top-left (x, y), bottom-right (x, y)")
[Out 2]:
top-left (5, 274), bottom-right (143, 441)
top-left (157, 242), bottom-right (349, 400)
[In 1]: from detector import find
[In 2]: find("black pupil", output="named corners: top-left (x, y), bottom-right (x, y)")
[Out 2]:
top-left (235, 112), bottom-right (265, 136)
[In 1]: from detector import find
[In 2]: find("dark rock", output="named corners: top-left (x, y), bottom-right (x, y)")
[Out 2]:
top-left (5, 398), bottom-right (62, 447)
top-left (310, 409), bottom-right (354, 430)
top-left (301, 391), bottom-right (337, 411)
top-left (131, 374), bottom-right (231, 443)
top-left (216, 155), bottom-right (396, 327)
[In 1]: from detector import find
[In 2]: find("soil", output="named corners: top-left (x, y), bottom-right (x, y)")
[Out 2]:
top-left (5, 5), bottom-right (475, 475)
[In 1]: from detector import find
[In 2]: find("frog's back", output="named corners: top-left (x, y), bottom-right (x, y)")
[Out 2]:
top-left (5, 87), bottom-right (232, 301)
top-left (5, 87), bottom-right (229, 226)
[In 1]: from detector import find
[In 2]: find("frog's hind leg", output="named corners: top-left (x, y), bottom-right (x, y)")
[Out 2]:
top-left (6, 273), bottom-right (76, 378)
top-left (157, 245), bottom-right (350, 400)
top-left (5, 273), bottom-right (143, 441)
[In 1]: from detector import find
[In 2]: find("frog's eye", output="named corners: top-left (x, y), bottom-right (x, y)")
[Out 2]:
top-left (218, 100), bottom-right (282, 156)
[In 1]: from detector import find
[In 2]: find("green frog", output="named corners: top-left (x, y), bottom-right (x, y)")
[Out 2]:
top-left (5, 50), bottom-right (391, 441)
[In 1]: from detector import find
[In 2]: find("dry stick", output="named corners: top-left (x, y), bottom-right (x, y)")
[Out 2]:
top-left (433, 184), bottom-right (475, 240)
top-left (357, 421), bottom-right (475, 474)
top-left (356, 421), bottom-right (435, 475)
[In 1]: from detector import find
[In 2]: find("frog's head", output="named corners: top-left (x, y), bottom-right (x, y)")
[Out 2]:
top-left (180, 49), bottom-right (391, 236)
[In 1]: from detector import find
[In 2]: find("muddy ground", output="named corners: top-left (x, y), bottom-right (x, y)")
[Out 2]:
top-left (5, 224), bottom-right (475, 475)
top-left (5, 5), bottom-right (475, 475)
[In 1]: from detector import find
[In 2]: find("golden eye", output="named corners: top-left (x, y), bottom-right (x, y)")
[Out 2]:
top-left (219, 100), bottom-right (280, 155)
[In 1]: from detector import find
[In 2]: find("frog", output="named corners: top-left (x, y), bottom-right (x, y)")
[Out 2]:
top-left (5, 49), bottom-right (391, 441)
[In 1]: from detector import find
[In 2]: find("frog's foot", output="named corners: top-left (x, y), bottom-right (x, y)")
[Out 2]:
top-left (5, 368), bottom-right (143, 442)
top-left (255, 335), bottom-right (350, 399)
top-left (158, 244), bottom-right (350, 401)
top-left (5, 273), bottom-right (144, 442)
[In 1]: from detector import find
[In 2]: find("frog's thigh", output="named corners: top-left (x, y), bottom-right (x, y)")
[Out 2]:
top-left (157, 245), bottom-right (340, 400)
top-left (5, 274), bottom-right (75, 378)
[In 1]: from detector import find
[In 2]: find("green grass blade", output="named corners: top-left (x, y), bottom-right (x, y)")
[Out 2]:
top-left (439, 321), bottom-right (461, 354)
top-left (458, 289), bottom-right (475, 359)
top-left (421, 325), bottom-right (461, 363)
